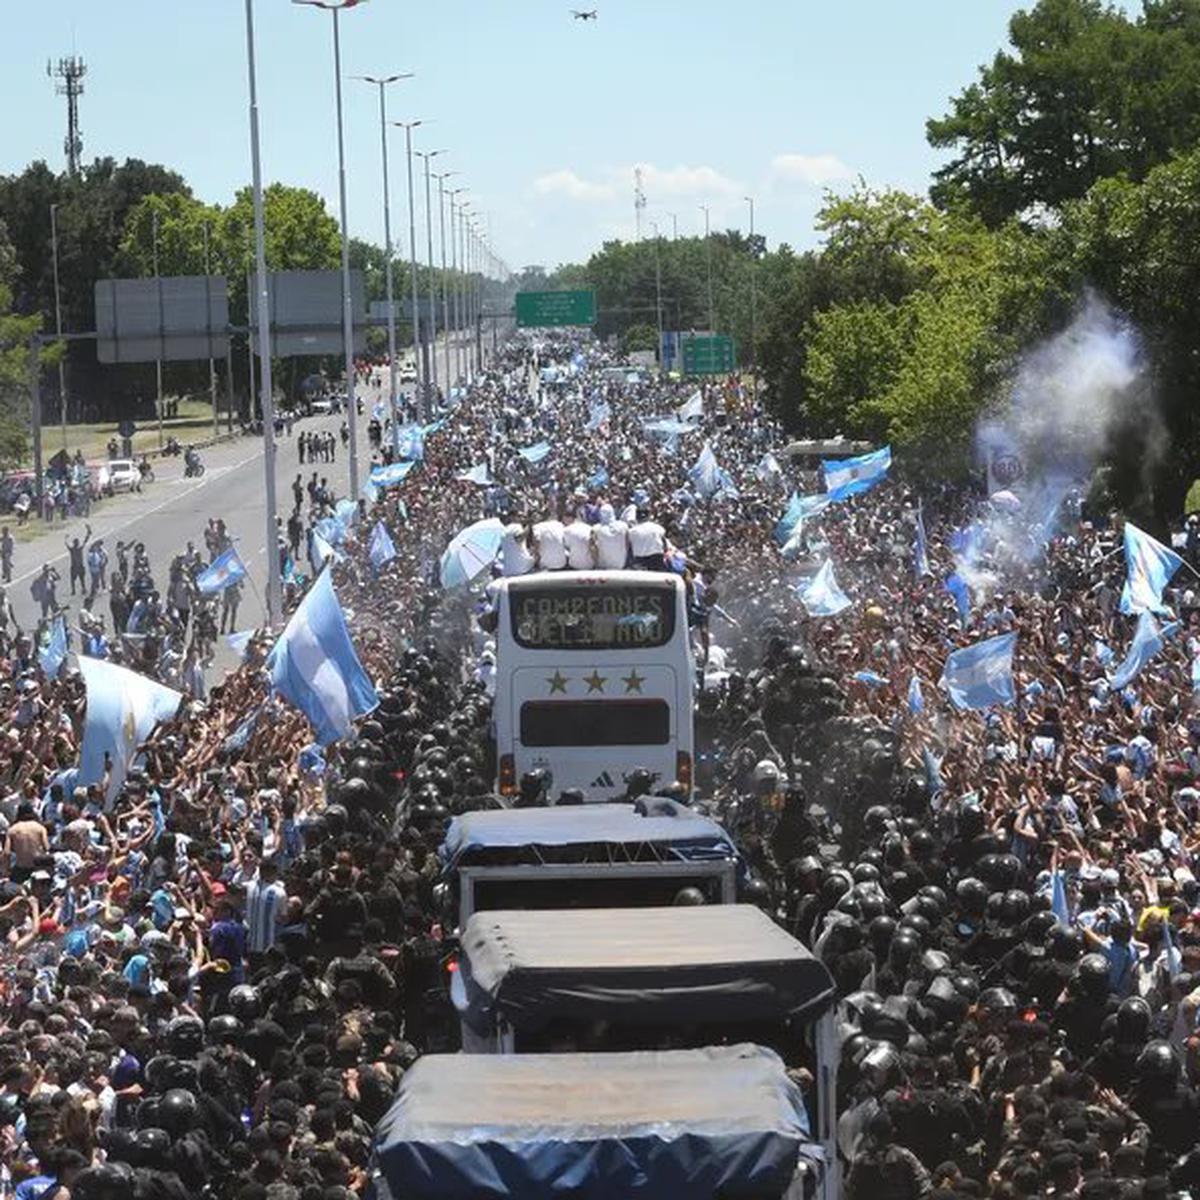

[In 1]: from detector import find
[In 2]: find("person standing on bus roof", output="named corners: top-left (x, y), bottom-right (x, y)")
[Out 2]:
top-left (532, 518), bottom-right (568, 570)
top-left (564, 515), bottom-right (597, 570)
top-left (593, 504), bottom-right (630, 570)
top-left (629, 511), bottom-right (667, 572)
top-left (500, 523), bottom-right (536, 576)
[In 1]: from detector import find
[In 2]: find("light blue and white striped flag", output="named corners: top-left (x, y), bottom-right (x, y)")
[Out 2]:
top-left (907, 674), bottom-right (924, 715)
top-left (518, 441), bottom-right (552, 464)
top-left (940, 632), bottom-right (1017, 710)
top-left (266, 568), bottom-right (379, 746)
top-left (39, 616), bottom-right (69, 679)
top-left (914, 504), bottom-right (931, 577)
top-left (823, 445), bottom-right (892, 501)
top-left (368, 521), bottom-right (396, 571)
top-left (797, 560), bottom-right (851, 617)
top-left (78, 658), bottom-right (182, 802)
top-left (370, 461), bottom-right (417, 489)
top-left (1119, 522), bottom-right (1182, 616)
top-left (226, 630), bottom-right (254, 661)
top-left (196, 548), bottom-right (247, 595)
top-left (1108, 610), bottom-right (1177, 690)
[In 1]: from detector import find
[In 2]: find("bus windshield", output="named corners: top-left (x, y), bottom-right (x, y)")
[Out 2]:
top-left (509, 580), bottom-right (677, 650)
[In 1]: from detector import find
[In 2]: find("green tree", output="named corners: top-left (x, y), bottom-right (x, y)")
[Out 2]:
top-left (927, 0), bottom-right (1200, 223)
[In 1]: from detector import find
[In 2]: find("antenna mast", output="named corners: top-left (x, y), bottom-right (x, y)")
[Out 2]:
top-left (48, 56), bottom-right (87, 176)
top-left (634, 167), bottom-right (646, 241)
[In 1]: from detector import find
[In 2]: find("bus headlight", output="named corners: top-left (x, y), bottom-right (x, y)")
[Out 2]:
top-left (499, 753), bottom-right (517, 796)
top-left (676, 750), bottom-right (693, 792)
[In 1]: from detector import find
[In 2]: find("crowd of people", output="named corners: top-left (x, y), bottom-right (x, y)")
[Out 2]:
top-left (0, 328), bottom-right (1195, 1200)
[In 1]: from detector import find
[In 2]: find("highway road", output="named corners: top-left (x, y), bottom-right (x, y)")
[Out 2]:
top-left (3, 334), bottom-right (477, 668)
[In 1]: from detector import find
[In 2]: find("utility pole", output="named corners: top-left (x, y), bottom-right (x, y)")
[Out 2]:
top-left (393, 120), bottom-right (425, 417)
top-left (745, 195), bottom-right (758, 399)
top-left (415, 149), bottom-right (444, 400)
top-left (203, 221), bottom-right (219, 436)
top-left (634, 167), bottom-right (646, 241)
top-left (244, 0), bottom-right (282, 623)
top-left (152, 208), bottom-right (164, 448)
top-left (355, 73), bottom-right (413, 456)
top-left (700, 204), bottom-right (715, 334)
top-left (434, 171), bottom-right (457, 397)
top-left (49, 203), bottom-right (67, 449)
top-left (651, 223), bottom-right (664, 376)
top-left (449, 190), bottom-right (467, 386)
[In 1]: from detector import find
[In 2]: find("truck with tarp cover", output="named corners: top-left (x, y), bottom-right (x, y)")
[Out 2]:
top-left (371, 1044), bottom-right (818, 1200)
top-left (438, 799), bottom-right (741, 927)
top-left (447, 904), bottom-right (840, 1198)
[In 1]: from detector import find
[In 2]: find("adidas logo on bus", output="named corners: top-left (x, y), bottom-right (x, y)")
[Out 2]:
top-left (590, 771), bottom-right (616, 788)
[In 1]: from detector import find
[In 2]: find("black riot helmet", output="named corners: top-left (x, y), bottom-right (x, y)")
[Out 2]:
top-left (1137, 1039), bottom-right (1180, 1084)
top-left (955, 877), bottom-right (989, 918)
top-left (1116, 996), bottom-right (1152, 1044)
top-left (672, 887), bottom-right (706, 906)
top-left (1076, 953), bottom-right (1111, 999)
top-left (157, 1088), bottom-right (199, 1137)
top-left (166, 1015), bottom-right (204, 1058)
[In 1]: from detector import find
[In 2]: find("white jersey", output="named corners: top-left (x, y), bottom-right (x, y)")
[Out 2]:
top-left (593, 520), bottom-right (629, 570)
top-left (500, 525), bottom-right (535, 577)
top-left (628, 520), bottom-right (666, 559)
top-left (563, 520), bottom-right (597, 570)
top-left (532, 520), bottom-right (568, 571)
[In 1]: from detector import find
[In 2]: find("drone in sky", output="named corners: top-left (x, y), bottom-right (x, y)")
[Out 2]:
top-left (571, 9), bottom-right (598, 20)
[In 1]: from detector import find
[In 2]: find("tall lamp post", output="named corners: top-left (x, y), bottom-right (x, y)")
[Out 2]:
top-left (202, 221), bottom-right (219, 436)
top-left (293, 0), bottom-right (363, 497)
top-left (458, 204), bottom-right (472, 382)
top-left (415, 148), bottom-right (444, 399)
top-left (49, 203), bottom-right (67, 449)
top-left (392, 120), bottom-right (425, 417)
top-left (699, 203), bottom-right (715, 334)
top-left (433, 170), bottom-right (458, 396)
top-left (651, 222), bottom-right (664, 374)
top-left (354, 72), bottom-right (413, 455)
top-left (448, 189), bottom-right (467, 386)
top-left (152, 208), bottom-right (164, 447)
top-left (242, 0), bottom-right (281, 623)
top-left (745, 194), bottom-right (757, 398)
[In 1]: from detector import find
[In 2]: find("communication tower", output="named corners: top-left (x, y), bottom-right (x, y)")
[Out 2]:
top-left (48, 56), bottom-right (87, 176)
top-left (634, 167), bottom-right (646, 241)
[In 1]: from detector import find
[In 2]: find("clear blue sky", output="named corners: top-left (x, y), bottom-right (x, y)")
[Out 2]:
top-left (4, 0), bottom-right (1141, 271)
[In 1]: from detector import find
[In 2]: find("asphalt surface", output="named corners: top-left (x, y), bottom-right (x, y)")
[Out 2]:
top-left (4, 332), bottom-right (477, 663)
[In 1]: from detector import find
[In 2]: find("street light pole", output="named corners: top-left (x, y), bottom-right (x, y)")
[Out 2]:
top-left (152, 207), bottom-right (164, 447)
top-left (700, 204), bottom-right (714, 334)
top-left (393, 120), bottom-right (424, 418)
top-left (745, 194), bottom-right (757, 399)
top-left (355, 73), bottom-right (413, 457)
top-left (415, 149), bottom-right (444, 400)
top-left (49, 202), bottom-right (67, 450)
top-left (667, 211), bottom-right (678, 240)
top-left (243, 0), bottom-right (281, 624)
top-left (203, 221), bottom-right (218, 437)
top-left (293, 0), bottom-right (363, 496)
top-left (458, 205), bottom-right (471, 383)
top-left (651, 222), bottom-right (664, 375)
top-left (448, 190), bottom-right (466, 386)
top-left (433, 171), bottom-right (457, 397)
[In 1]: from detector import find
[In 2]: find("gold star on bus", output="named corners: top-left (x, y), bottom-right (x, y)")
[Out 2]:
top-left (547, 671), bottom-right (568, 694)
top-left (584, 670), bottom-right (607, 693)
top-left (622, 669), bottom-right (645, 694)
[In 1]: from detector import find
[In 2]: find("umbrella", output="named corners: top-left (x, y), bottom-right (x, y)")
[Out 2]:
top-left (440, 518), bottom-right (505, 589)
top-left (990, 489), bottom-right (1022, 512)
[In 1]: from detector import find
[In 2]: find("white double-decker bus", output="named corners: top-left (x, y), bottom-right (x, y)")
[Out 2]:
top-left (492, 570), bottom-right (694, 801)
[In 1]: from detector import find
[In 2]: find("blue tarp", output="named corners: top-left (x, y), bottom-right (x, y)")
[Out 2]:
top-left (439, 801), bottom-right (737, 870)
top-left (373, 1045), bottom-right (819, 1200)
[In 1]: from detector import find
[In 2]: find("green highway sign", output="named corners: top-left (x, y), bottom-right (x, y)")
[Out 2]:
top-left (681, 334), bottom-right (736, 375)
top-left (515, 289), bottom-right (597, 328)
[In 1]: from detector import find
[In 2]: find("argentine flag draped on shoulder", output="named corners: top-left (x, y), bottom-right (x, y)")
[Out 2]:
top-left (823, 445), bottom-right (892, 501)
top-left (267, 566), bottom-right (378, 746)
top-left (78, 658), bottom-right (183, 803)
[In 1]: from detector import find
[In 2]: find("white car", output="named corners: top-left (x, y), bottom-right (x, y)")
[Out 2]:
top-left (310, 396), bottom-right (335, 415)
top-left (101, 460), bottom-right (142, 495)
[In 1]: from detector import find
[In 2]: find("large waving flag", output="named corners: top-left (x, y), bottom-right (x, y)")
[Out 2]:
top-left (797, 560), bottom-right (851, 617)
top-left (756, 453), bottom-right (782, 485)
top-left (775, 492), bottom-right (831, 544)
top-left (518, 441), bottom-right (553, 464)
top-left (226, 630), bottom-right (254, 661)
top-left (78, 658), bottom-right (183, 801)
top-left (689, 443), bottom-right (738, 500)
top-left (196, 548), bottom-right (247, 595)
top-left (939, 632), bottom-right (1017, 710)
top-left (396, 423), bottom-right (425, 462)
top-left (370, 461), bottom-right (417, 489)
top-left (39, 617), bottom-right (69, 679)
top-left (456, 463), bottom-right (492, 485)
top-left (368, 520), bottom-right (397, 571)
top-left (267, 568), bottom-right (378, 745)
top-left (585, 401), bottom-right (611, 431)
top-left (1119, 522), bottom-right (1182, 616)
top-left (677, 390), bottom-right (704, 422)
top-left (945, 572), bottom-right (971, 626)
top-left (823, 445), bottom-right (892, 501)
top-left (1108, 609), bottom-right (1178, 690)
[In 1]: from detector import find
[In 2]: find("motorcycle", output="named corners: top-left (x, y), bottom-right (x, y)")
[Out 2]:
top-left (138, 458), bottom-right (155, 484)
top-left (184, 453), bottom-right (205, 478)
top-left (162, 436), bottom-right (182, 457)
